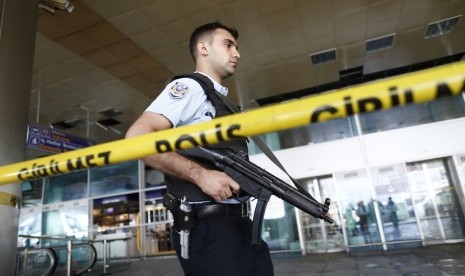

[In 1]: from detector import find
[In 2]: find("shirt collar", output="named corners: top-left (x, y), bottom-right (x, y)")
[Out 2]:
top-left (195, 71), bottom-right (229, 96)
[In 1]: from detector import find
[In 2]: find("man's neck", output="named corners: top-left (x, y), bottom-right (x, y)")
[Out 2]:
top-left (195, 68), bottom-right (223, 84)
top-left (195, 65), bottom-right (222, 84)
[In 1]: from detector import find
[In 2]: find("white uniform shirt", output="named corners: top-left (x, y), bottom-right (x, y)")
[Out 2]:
top-left (145, 72), bottom-right (246, 204)
top-left (145, 72), bottom-right (229, 127)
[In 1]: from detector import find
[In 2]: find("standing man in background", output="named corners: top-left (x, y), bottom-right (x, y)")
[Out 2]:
top-left (126, 21), bottom-right (273, 275)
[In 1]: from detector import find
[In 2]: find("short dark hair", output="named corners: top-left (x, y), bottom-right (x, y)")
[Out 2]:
top-left (189, 21), bottom-right (239, 62)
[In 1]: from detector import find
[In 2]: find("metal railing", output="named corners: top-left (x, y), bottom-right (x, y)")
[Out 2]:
top-left (18, 248), bottom-right (57, 276)
top-left (18, 235), bottom-right (97, 276)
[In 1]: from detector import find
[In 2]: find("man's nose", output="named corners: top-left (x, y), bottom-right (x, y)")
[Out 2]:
top-left (234, 48), bottom-right (240, 59)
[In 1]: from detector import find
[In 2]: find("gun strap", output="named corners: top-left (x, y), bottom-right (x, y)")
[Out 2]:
top-left (189, 73), bottom-right (314, 200)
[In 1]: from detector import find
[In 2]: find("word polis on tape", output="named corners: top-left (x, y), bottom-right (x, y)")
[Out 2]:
top-left (15, 78), bottom-right (465, 182)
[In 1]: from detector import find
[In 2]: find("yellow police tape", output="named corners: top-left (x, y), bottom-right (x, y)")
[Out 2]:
top-left (0, 191), bottom-right (19, 208)
top-left (0, 61), bottom-right (464, 185)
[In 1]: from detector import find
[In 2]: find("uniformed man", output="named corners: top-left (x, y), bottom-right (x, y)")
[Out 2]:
top-left (126, 21), bottom-right (273, 275)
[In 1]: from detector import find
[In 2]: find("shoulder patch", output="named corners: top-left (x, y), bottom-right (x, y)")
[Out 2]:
top-left (169, 82), bottom-right (189, 99)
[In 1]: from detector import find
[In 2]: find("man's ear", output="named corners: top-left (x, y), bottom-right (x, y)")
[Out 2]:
top-left (197, 41), bottom-right (208, 56)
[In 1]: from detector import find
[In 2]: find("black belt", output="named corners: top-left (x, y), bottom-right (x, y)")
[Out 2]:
top-left (195, 203), bottom-right (249, 220)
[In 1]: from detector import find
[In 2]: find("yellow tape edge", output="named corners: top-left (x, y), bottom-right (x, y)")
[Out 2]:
top-left (0, 191), bottom-right (19, 208)
top-left (0, 61), bottom-right (464, 185)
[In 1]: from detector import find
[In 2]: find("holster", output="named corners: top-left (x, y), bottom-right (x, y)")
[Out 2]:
top-left (163, 192), bottom-right (196, 231)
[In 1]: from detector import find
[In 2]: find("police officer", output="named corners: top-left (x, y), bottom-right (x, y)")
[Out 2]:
top-left (126, 21), bottom-right (273, 275)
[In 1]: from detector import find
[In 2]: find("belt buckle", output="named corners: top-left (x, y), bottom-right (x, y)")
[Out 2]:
top-left (241, 201), bottom-right (250, 218)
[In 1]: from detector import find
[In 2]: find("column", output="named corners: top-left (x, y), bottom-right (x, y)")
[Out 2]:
top-left (0, 0), bottom-right (38, 274)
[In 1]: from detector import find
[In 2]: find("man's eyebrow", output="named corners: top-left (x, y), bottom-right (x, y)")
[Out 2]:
top-left (223, 38), bottom-right (238, 47)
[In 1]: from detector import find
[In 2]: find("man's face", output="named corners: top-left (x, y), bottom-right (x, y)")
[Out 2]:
top-left (206, 28), bottom-right (241, 79)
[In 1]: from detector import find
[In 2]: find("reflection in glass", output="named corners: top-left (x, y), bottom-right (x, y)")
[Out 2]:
top-left (144, 190), bottom-right (173, 256)
top-left (22, 179), bottom-right (43, 207)
top-left (300, 177), bottom-right (344, 253)
top-left (92, 193), bottom-right (140, 233)
top-left (43, 170), bottom-right (87, 204)
top-left (42, 204), bottom-right (88, 239)
top-left (406, 159), bottom-right (465, 243)
top-left (335, 170), bottom-right (381, 250)
top-left (144, 166), bottom-right (165, 188)
top-left (248, 117), bottom-right (356, 153)
top-left (371, 165), bottom-right (421, 248)
top-left (259, 199), bottom-right (300, 252)
top-left (359, 95), bottom-right (465, 134)
top-left (18, 211), bottom-right (42, 247)
top-left (90, 161), bottom-right (139, 197)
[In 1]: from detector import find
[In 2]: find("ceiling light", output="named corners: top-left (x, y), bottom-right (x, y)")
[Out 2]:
top-left (39, 0), bottom-right (74, 14)
top-left (95, 121), bottom-right (108, 131)
top-left (309, 48), bottom-right (337, 66)
top-left (366, 34), bottom-right (395, 53)
top-left (98, 108), bottom-right (123, 117)
top-left (425, 15), bottom-right (462, 39)
top-left (97, 118), bottom-right (122, 127)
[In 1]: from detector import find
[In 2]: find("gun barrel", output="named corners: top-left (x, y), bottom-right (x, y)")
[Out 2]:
top-left (229, 154), bottom-right (334, 224)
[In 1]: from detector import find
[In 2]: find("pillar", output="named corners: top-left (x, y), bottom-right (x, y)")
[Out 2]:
top-left (0, 0), bottom-right (38, 274)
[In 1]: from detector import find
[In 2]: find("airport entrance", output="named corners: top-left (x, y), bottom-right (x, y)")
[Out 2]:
top-left (300, 176), bottom-right (345, 253)
top-left (406, 158), bottom-right (465, 244)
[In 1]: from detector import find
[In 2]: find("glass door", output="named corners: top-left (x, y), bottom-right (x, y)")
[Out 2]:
top-left (335, 170), bottom-right (382, 250)
top-left (371, 165), bottom-right (421, 249)
top-left (300, 176), bottom-right (344, 253)
top-left (406, 158), bottom-right (465, 244)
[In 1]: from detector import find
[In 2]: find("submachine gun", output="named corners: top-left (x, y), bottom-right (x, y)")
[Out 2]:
top-left (193, 146), bottom-right (334, 244)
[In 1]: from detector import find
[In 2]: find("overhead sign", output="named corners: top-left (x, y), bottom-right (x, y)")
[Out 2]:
top-left (26, 122), bottom-right (93, 153)
top-left (0, 61), bottom-right (464, 185)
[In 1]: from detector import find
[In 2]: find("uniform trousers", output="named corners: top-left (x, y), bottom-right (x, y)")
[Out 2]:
top-left (172, 215), bottom-right (274, 276)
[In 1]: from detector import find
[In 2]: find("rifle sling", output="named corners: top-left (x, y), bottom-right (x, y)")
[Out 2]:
top-left (205, 78), bottom-right (314, 200)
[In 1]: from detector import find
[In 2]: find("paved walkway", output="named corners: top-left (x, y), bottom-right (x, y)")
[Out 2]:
top-left (82, 243), bottom-right (465, 276)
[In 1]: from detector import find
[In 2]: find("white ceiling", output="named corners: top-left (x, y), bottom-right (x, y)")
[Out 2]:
top-left (29, 0), bottom-right (465, 150)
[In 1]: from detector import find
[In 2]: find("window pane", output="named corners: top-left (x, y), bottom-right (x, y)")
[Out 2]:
top-left (18, 210), bottom-right (42, 247)
top-left (90, 161), bottom-right (139, 197)
top-left (259, 198), bottom-right (301, 252)
top-left (144, 166), bottom-right (165, 189)
top-left (43, 170), bottom-right (87, 204)
top-left (371, 165), bottom-right (421, 248)
top-left (22, 179), bottom-right (43, 207)
top-left (42, 204), bottom-right (88, 239)
top-left (359, 95), bottom-right (465, 134)
top-left (335, 170), bottom-right (382, 249)
top-left (92, 193), bottom-right (140, 233)
top-left (248, 117), bottom-right (357, 152)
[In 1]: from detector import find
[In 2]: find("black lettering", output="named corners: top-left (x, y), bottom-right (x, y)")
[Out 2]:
top-left (17, 168), bottom-right (31, 181)
top-left (175, 135), bottom-right (199, 150)
top-left (226, 124), bottom-right (242, 139)
top-left (404, 89), bottom-right (414, 103)
top-left (49, 159), bottom-right (63, 174)
top-left (436, 82), bottom-right (456, 98)
top-left (67, 157), bottom-right (86, 171)
top-left (344, 96), bottom-right (355, 116)
top-left (358, 98), bottom-right (382, 113)
top-left (199, 131), bottom-right (208, 145)
top-left (389, 86), bottom-right (400, 107)
top-left (155, 140), bottom-right (172, 153)
top-left (34, 164), bottom-right (50, 178)
top-left (85, 155), bottom-right (98, 167)
top-left (98, 151), bottom-right (111, 165)
top-left (215, 124), bottom-right (224, 142)
top-left (310, 106), bottom-right (338, 123)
